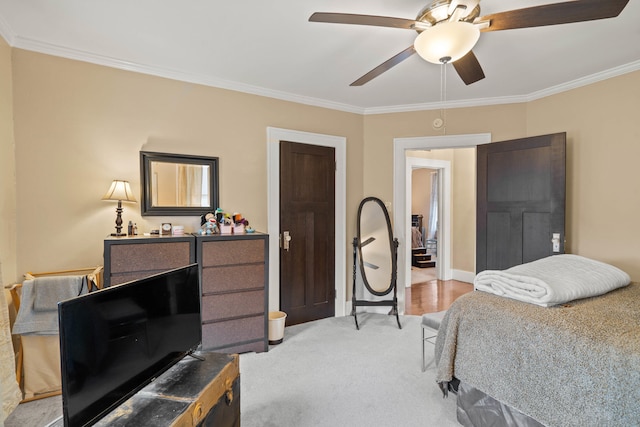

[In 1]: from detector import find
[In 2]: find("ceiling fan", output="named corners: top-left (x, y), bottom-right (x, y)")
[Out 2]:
top-left (309, 0), bottom-right (629, 86)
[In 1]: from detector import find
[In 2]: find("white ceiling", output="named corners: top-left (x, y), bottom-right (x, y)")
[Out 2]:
top-left (1, 0), bottom-right (639, 114)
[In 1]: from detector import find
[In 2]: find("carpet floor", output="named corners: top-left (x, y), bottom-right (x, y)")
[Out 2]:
top-left (240, 313), bottom-right (457, 427)
top-left (4, 313), bottom-right (458, 426)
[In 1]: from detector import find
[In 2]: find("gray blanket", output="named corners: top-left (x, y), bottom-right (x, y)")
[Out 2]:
top-left (12, 276), bottom-right (85, 335)
top-left (435, 283), bottom-right (640, 427)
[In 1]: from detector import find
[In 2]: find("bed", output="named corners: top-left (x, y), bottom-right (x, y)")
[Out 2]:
top-left (434, 256), bottom-right (640, 427)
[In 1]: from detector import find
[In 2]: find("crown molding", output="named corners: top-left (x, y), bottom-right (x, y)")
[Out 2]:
top-left (9, 35), bottom-right (640, 116)
top-left (11, 35), bottom-right (366, 115)
top-left (362, 95), bottom-right (527, 115)
top-left (524, 60), bottom-right (640, 102)
top-left (0, 14), bottom-right (15, 45)
top-left (364, 60), bottom-right (640, 115)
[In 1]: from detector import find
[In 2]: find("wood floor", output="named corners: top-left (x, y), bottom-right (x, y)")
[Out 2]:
top-left (405, 267), bottom-right (473, 314)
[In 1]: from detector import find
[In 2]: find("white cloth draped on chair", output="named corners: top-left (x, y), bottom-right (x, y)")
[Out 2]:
top-left (1, 262), bottom-right (23, 422)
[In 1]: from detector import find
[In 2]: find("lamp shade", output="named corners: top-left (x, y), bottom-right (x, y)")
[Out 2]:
top-left (102, 180), bottom-right (137, 202)
top-left (414, 21), bottom-right (480, 64)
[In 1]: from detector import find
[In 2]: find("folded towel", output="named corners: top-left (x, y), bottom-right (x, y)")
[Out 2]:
top-left (13, 277), bottom-right (88, 335)
top-left (33, 275), bottom-right (84, 312)
top-left (474, 254), bottom-right (630, 307)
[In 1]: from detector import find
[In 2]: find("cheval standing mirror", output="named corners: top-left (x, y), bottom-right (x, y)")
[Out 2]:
top-left (352, 197), bottom-right (401, 329)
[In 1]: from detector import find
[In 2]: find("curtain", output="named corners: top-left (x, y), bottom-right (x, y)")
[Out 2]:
top-left (427, 171), bottom-right (438, 240)
top-left (177, 165), bottom-right (203, 207)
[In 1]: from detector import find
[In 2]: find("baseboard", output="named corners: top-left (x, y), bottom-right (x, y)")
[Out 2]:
top-left (344, 300), bottom-right (352, 316)
top-left (452, 269), bottom-right (475, 284)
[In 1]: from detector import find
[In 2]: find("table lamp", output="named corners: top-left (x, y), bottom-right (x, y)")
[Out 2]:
top-left (102, 180), bottom-right (137, 236)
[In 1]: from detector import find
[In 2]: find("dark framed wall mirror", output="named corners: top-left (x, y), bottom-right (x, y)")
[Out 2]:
top-left (352, 196), bottom-right (401, 329)
top-left (140, 151), bottom-right (219, 216)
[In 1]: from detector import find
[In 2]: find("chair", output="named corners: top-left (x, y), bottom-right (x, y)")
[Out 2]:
top-left (6, 266), bottom-right (103, 402)
top-left (421, 311), bottom-right (446, 371)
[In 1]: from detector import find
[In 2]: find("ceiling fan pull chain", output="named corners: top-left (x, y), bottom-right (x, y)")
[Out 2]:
top-left (440, 61), bottom-right (447, 135)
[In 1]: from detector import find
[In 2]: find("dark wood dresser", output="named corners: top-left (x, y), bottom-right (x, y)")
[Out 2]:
top-left (196, 233), bottom-right (269, 354)
top-left (103, 233), bottom-right (269, 353)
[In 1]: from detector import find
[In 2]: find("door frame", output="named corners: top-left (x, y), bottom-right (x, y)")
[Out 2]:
top-left (406, 157), bottom-right (451, 282)
top-left (393, 133), bottom-right (491, 313)
top-left (267, 127), bottom-right (347, 316)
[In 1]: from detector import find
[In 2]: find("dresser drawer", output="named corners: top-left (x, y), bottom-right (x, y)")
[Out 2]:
top-left (201, 240), bottom-right (264, 267)
top-left (219, 341), bottom-right (267, 354)
top-left (202, 290), bottom-right (265, 322)
top-left (109, 271), bottom-right (170, 287)
top-left (202, 316), bottom-right (264, 350)
top-left (202, 264), bottom-right (265, 293)
top-left (109, 242), bottom-right (192, 273)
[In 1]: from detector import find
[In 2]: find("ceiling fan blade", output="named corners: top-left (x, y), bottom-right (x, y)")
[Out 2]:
top-left (452, 51), bottom-right (485, 85)
top-left (350, 46), bottom-right (416, 86)
top-left (309, 12), bottom-right (418, 30)
top-left (479, 0), bottom-right (629, 32)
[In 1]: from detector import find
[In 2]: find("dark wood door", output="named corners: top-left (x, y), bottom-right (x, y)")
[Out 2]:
top-left (477, 133), bottom-right (566, 273)
top-left (280, 141), bottom-right (335, 325)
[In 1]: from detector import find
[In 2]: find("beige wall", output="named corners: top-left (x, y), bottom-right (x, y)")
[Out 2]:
top-left (526, 72), bottom-right (640, 278)
top-left (363, 104), bottom-right (526, 207)
top-left (363, 76), bottom-right (640, 280)
top-left (411, 168), bottom-right (432, 224)
top-left (10, 49), bottom-right (364, 282)
top-left (0, 37), bottom-right (17, 286)
top-left (5, 44), bottom-right (640, 287)
top-left (365, 105), bottom-right (525, 274)
top-left (451, 148), bottom-right (475, 273)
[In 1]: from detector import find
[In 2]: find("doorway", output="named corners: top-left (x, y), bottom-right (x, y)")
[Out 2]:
top-left (279, 141), bottom-right (335, 325)
top-left (267, 127), bottom-right (347, 318)
top-left (393, 133), bottom-right (492, 313)
top-left (407, 158), bottom-right (449, 285)
top-left (410, 166), bottom-right (438, 284)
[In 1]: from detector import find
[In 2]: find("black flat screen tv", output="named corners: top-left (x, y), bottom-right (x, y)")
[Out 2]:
top-left (58, 263), bottom-right (201, 427)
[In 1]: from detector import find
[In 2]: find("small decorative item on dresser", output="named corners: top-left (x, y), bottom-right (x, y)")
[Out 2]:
top-left (172, 225), bottom-right (184, 236)
top-left (199, 212), bottom-right (219, 235)
top-left (233, 215), bottom-right (249, 234)
top-left (161, 223), bottom-right (172, 235)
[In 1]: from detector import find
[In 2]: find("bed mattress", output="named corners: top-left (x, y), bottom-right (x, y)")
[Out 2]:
top-left (435, 282), bottom-right (640, 426)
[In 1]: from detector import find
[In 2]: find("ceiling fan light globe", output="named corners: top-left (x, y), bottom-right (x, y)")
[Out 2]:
top-left (414, 21), bottom-right (480, 64)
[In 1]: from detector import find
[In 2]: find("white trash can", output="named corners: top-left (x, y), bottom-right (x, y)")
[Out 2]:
top-left (268, 311), bottom-right (287, 345)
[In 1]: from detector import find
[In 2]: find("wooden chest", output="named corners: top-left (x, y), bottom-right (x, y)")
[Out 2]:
top-left (95, 352), bottom-right (240, 427)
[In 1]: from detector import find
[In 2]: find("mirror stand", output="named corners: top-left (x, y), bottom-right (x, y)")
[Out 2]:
top-left (351, 237), bottom-right (401, 330)
top-left (351, 197), bottom-right (402, 330)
